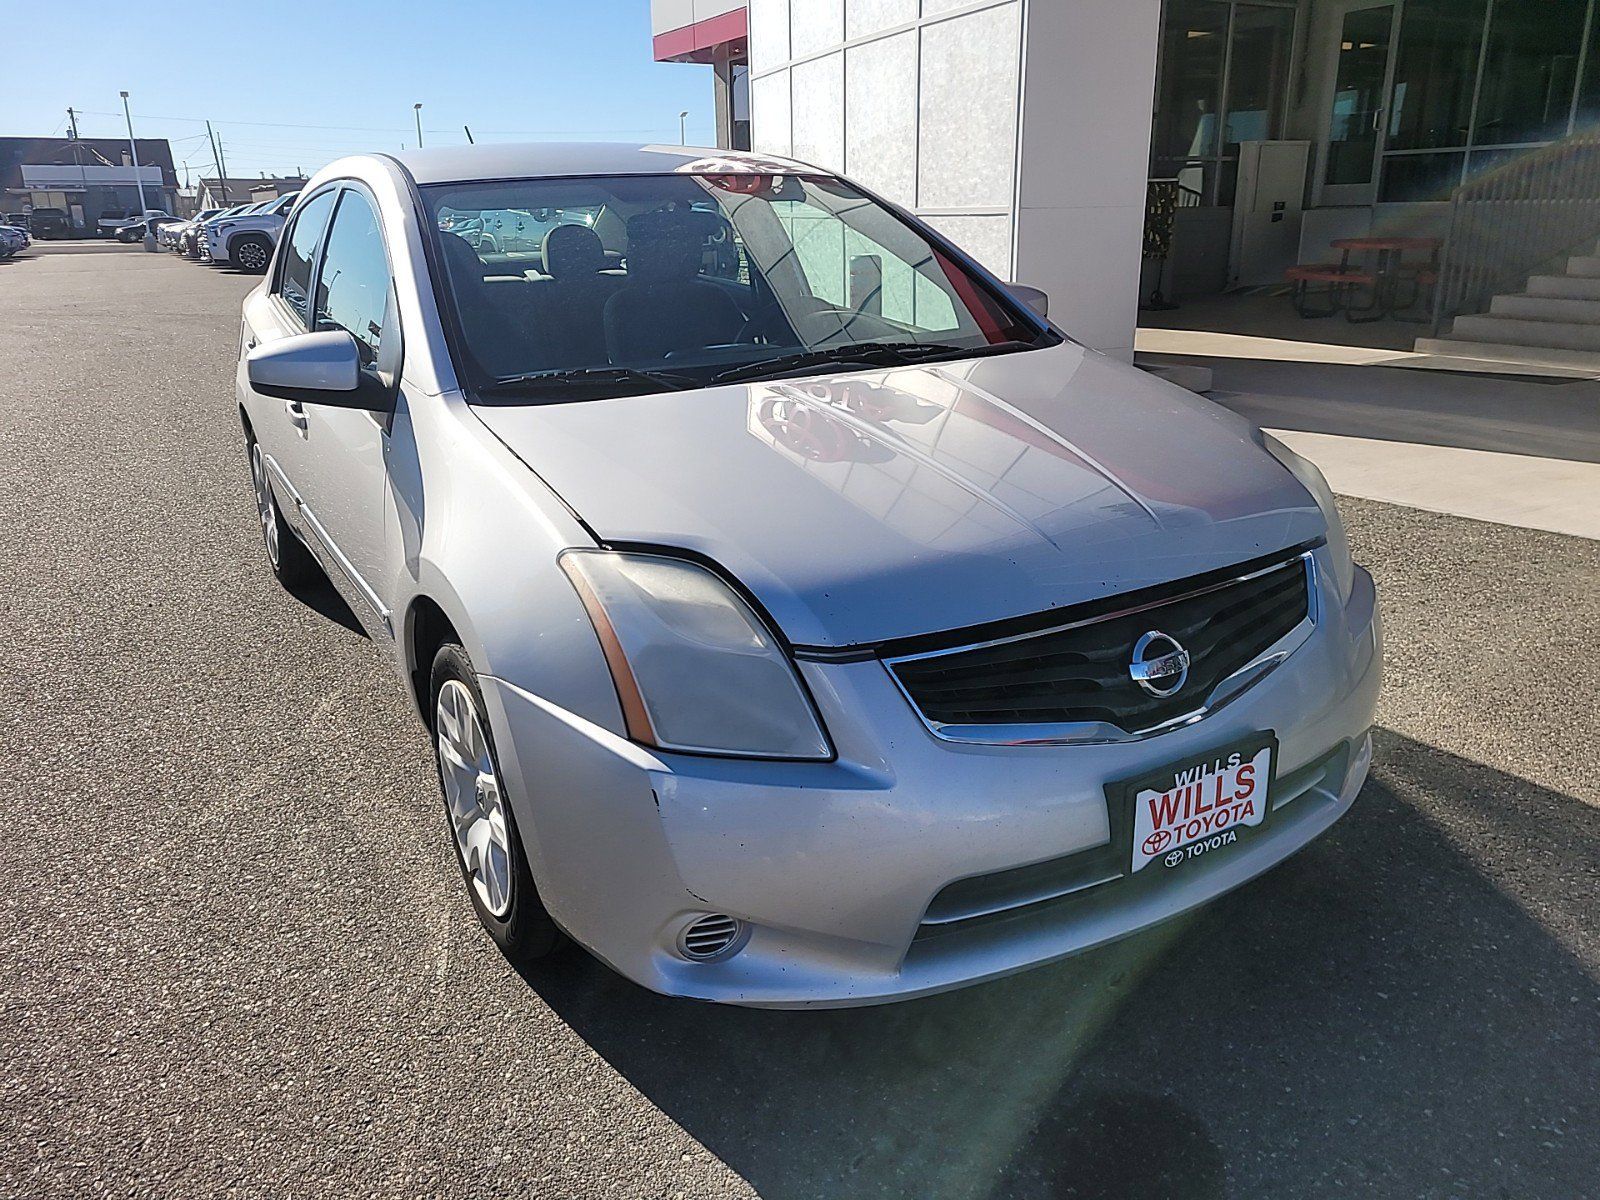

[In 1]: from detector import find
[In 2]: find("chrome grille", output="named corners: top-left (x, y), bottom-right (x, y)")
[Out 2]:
top-left (888, 552), bottom-right (1312, 736)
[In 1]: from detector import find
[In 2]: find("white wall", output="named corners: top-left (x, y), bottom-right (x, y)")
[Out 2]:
top-left (747, 0), bottom-right (1160, 357)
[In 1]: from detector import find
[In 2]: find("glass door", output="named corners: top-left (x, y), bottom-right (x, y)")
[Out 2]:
top-left (1320, 0), bottom-right (1402, 205)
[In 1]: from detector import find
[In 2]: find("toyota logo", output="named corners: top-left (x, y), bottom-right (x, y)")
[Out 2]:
top-left (1129, 630), bottom-right (1190, 698)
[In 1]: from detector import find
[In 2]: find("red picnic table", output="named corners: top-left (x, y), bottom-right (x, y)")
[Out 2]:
top-left (1286, 235), bottom-right (1442, 323)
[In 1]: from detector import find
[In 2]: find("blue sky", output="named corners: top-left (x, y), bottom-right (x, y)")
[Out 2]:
top-left (4, 0), bottom-right (716, 182)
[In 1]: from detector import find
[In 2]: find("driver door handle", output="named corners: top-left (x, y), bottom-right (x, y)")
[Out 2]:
top-left (286, 399), bottom-right (309, 431)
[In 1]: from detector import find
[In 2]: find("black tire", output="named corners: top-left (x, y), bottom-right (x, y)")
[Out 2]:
top-left (232, 234), bottom-right (272, 274)
top-left (429, 642), bottom-right (562, 962)
top-left (246, 434), bottom-right (317, 589)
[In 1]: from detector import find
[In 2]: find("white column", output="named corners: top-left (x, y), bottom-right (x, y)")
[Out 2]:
top-left (1012, 0), bottom-right (1161, 359)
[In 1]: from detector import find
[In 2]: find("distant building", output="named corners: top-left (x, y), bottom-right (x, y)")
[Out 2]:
top-left (197, 176), bottom-right (307, 210)
top-left (0, 136), bottom-right (178, 235)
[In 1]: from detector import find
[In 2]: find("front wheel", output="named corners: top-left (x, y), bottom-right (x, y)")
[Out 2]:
top-left (232, 235), bottom-right (272, 274)
top-left (430, 643), bottom-right (562, 962)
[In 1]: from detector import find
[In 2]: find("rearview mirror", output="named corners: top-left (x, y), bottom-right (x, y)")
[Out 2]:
top-left (1008, 283), bottom-right (1049, 318)
top-left (247, 330), bottom-right (387, 411)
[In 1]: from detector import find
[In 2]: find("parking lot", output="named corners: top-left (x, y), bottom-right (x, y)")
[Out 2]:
top-left (1, 245), bottom-right (1597, 1199)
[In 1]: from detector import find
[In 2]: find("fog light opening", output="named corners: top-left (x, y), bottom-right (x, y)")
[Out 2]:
top-left (677, 913), bottom-right (747, 961)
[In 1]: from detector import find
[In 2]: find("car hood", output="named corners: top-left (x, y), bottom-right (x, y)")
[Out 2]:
top-left (472, 342), bottom-right (1325, 647)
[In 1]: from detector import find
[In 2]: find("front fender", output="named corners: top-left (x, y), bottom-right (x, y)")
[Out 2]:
top-left (384, 390), bottom-right (626, 740)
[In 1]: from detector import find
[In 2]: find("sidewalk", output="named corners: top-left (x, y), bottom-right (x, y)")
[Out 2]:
top-left (1142, 350), bottom-right (1600, 541)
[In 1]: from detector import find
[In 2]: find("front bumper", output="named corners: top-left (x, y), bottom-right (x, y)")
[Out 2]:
top-left (480, 551), bottom-right (1382, 1008)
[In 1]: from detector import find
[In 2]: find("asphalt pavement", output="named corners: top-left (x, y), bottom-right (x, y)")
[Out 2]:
top-left (1, 245), bottom-right (1596, 1199)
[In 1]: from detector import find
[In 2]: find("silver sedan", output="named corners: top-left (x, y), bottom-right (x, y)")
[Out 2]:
top-left (236, 143), bottom-right (1381, 1007)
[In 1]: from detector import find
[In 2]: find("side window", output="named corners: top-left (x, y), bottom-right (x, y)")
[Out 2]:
top-left (313, 190), bottom-right (393, 368)
top-left (276, 191), bottom-right (337, 327)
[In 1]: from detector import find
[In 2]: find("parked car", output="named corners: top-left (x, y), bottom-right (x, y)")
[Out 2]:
top-left (160, 208), bottom-right (222, 250)
top-left (27, 208), bottom-right (70, 239)
top-left (98, 208), bottom-right (134, 237)
top-left (0, 223), bottom-right (29, 257)
top-left (199, 192), bottom-right (299, 273)
top-left (116, 214), bottom-right (181, 243)
top-left (179, 204), bottom-right (248, 258)
top-left (237, 144), bottom-right (1380, 1008)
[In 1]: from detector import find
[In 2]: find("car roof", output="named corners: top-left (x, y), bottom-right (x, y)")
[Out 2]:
top-left (386, 141), bottom-right (819, 186)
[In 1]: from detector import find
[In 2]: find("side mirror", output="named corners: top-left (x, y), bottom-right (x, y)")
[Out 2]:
top-left (247, 330), bottom-right (387, 410)
top-left (1009, 283), bottom-right (1049, 318)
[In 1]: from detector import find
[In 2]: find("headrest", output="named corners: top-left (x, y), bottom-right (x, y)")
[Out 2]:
top-left (439, 231), bottom-right (488, 287)
top-left (541, 223), bottom-right (607, 280)
top-left (624, 208), bottom-right (717, 282)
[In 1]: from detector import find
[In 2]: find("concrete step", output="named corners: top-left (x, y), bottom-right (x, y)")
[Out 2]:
top-left (1526, 274), bottom-right (1600, 300)
top-left (1415, 336), bottom-right (1600, 373)
top-left (1447, 313), bottom-right (1600, 351)
top-left (1489, 293), bottom-right (1600, 323)
top-left (1567, 255), bottom-right (1600, 277)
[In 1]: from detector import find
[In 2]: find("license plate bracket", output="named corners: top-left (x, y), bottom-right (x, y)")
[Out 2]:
top-left (1112, 733), bottom-right (1278, 875)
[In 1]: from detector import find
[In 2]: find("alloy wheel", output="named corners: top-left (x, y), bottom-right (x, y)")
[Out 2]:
top-left (435, 679), bottom-right (514, 918)
top-left (250, 442), bottom-right (280, 566)
top-left (237, 240), bottom-right (268, 271)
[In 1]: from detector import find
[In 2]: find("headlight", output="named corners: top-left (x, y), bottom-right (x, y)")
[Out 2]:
top-left (1260, 432), bottom-right (1355, 598)
top-left (560, 550), bottom-right (832, 760)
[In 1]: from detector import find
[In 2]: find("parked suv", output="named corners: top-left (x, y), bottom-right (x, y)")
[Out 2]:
top-left (161, 208), bottom-right (222, 251)
top-left (200, 193), bottom-right (299, 273)
top-left (28, 208), bottom-right (70, 239)
top-left (237, 144), bottom-right (1379, 1008)
top-left (182, 204), bottom-right (248, 258)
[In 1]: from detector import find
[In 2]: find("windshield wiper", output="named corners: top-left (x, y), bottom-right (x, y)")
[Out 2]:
top-left (708, 340), bottom-right (1031, 386)
top-left (480, 366), bottom-right (703, 396)
top-left (482, 366), bottom-right (702, 394)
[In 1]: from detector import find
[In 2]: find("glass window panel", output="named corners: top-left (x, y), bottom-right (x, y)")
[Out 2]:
top-left (1378, 150), bottom-right (1465, 201)
top-left (1386, 0), bottom-right (1486, 152)
top-left (1325, 5), bottom-right (1396, 186)
top-left (1575, 7), bottom-right (1600, 129)
top-left (275, 190), bottom-right (337, 328)
top-left (1473, 0), bottom-right (1586, 146)
top-left (1223, 5), bottom-right (1296, 153)
top-left (1153, 0), bottom-right (1230, 163)
top-left (314, 191), bottom-right (392, 367)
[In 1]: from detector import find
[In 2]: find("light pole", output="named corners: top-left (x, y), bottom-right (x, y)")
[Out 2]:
top-left (414, 104), bottom-right (424, 149)
top-left (120, 91), bottom-right (157, 251)
top-left (679, 111), bottom-right (689, 145)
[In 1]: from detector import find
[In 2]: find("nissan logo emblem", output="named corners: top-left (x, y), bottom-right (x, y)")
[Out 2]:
top-left (1129, 630), bottom-right (1190, 698)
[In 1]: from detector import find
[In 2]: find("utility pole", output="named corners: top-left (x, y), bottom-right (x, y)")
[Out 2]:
top-left (205, 120), bottom-right (226, 202)
top-left (68, 108), bottom-right (88, 232)
top-left (216, 135), bottom-right (230, 195)
top-left (414, 103), bottom-right (424, 148)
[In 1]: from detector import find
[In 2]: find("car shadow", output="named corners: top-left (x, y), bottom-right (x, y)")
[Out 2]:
top-left (517, 729), bottom-right (1600, 1199)
top-left (286, 568), bottom-right (366, 638)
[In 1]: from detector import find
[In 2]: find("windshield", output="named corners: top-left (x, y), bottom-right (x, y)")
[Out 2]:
top-left (422, 173), bottom-right (1054, 400)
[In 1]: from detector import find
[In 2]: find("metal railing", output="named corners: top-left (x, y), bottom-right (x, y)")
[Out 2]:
top-left (1431, 133), bottom-right (1600, 334)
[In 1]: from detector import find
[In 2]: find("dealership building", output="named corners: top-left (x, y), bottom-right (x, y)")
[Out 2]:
top-left (653, 0), bottom-right (1600, 363)
top-left (0, 137), bottom-right (178, 235)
